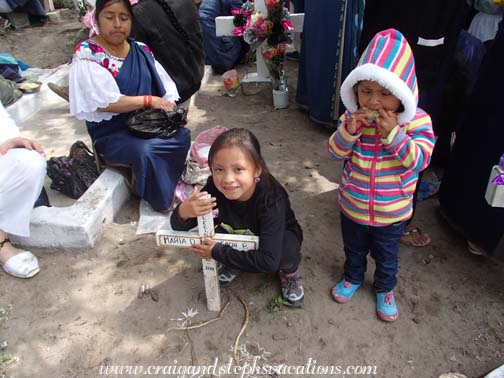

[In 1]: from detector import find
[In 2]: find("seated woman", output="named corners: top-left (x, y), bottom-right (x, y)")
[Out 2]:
top-left (199, 0), bottom-right (245, 74)
top-left (1, 0), bottom-right (47, 25)
top-left (69, 0), bottom-right (191, 212)
top-left (0, 102), bottom-right (44, 278)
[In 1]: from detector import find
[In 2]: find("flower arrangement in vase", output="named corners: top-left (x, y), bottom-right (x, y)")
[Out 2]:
top-left (232, 0), bottom-right (293, 91)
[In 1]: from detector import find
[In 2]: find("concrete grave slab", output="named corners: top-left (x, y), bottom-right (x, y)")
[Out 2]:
top-left (6, 65), bottom-right (213, 249)
top-left (11, 169), bottom-right (130, 248)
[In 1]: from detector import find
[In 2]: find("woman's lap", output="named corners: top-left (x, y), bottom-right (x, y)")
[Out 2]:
top-left (95, 128), bottom-right (189, 165)
top-left (94, 128), bottom-right (191, 210)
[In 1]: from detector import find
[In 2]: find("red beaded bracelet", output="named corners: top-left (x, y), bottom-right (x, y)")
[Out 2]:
top-left (143, 95), bottom-right (152, 108)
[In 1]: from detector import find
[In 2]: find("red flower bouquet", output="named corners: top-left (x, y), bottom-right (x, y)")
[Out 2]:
top-left (232, 0), bottom-right (292, 90)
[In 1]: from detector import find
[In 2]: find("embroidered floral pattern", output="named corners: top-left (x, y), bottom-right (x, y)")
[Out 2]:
top-left (73, 40), bottom-right (124, 77)
top-left (73, 40), bottom-right (154, 78)
top-left (138, 42), bottom-right (152, 55)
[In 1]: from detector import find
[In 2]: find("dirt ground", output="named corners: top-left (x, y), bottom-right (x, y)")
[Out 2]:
top-left (1, 12), bottom-right (504, 378)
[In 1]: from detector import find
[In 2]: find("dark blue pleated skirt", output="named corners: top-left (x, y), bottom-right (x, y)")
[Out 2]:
top-left (88, 117), bottom-right (190, 211)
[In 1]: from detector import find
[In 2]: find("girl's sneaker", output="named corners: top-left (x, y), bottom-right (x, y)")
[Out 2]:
top-left (331, 280), bottom-right (360, 303)
top-left (279, 270), bottom-right (304, 307)
top-left (376, 291), bottom-right (399, 322)
top-left (218, 265), bottom-right (239, 286)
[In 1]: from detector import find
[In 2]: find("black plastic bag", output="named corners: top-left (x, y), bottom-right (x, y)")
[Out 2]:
top-left (46, 141), bottom-right (99, 199)
top-left (127, 107), bottom-right (187, 139)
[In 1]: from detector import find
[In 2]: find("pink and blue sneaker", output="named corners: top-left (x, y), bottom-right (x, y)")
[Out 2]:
top-left (331, 279), bottom-right (361, 303)
top-left (376, 291), bottom-right (399, 322)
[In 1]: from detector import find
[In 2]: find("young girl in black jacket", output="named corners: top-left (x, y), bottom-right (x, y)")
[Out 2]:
top-left (171, 128), bottom-right (304, 307)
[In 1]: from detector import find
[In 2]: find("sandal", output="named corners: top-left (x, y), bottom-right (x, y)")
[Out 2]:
top-left (0, 238), bottom-right (40, 278)
top-left (400, 227), bottom-right (431, 247)
top-left (467, 241), bottom-right (486, 256)
top-left (47, 83), bottom-right (69, 102)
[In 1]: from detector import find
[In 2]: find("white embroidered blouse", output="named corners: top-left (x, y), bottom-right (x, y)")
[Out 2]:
top-left (69, 39), bottom-right (180, 123)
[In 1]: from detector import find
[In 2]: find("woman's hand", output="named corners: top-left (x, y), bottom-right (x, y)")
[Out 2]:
top-left (0, 137), bottom-right (44, 155)
top-left (346, 110), bottom-right (369, 135)
top-left (376, 109), bottom-right (398, 138)
top-left (178, 186), bottom-right (216, 220)
top-left (151, 96), bottom-right (176, 111)
top-left (191, 237), bottom-right (216, 259)
top-left (99, 96), bottom-right (176, 113)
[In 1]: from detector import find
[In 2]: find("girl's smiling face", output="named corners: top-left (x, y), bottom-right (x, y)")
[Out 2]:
top-left (356, 80), bottom-right (402, 113)
top-left (211, 147), bottom-right (261, 202)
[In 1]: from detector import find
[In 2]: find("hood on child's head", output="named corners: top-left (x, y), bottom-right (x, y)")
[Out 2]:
top-left (340, 28), bottom-right (418, 124)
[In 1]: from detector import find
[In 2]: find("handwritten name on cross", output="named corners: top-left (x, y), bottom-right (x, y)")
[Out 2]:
top-left (215, 0), bottom-right (305, 83)
top-left (157, 207), bottom-right (259, 312)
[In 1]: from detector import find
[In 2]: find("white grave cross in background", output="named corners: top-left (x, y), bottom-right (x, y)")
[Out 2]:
top-left (215, 0), bottom-right (304, 84)
top-left (157, 206), bottom-right (259, 312)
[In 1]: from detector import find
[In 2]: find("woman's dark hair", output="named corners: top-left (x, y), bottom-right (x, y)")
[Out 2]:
top-left (208, 128), bottom-right (270, 181)
top-left (94, 0), bottom-right (133, 22)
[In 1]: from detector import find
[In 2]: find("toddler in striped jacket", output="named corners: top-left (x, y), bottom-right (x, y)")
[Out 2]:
top-left (328, 29), bottom-right (435, 322)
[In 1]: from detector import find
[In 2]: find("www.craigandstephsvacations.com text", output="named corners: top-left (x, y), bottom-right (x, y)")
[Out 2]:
top-left (98, 358), bottom-right (378, 377)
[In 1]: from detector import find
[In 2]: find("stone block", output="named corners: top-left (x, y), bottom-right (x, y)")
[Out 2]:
top-left (11, 169), bottom-right (130, 249)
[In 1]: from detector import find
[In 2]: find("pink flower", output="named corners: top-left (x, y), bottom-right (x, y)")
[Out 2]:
top-left (142, 44), bottom-right (152, 54)
top-left (232, 27), bottom-right (246, 36)
top-left (250, 11), bottom-right (264, 26)
top-left (281, 19), bottom-right (294, 31)
top-left (262, 49), bottom-right (274, 60)
top-left (253, 17), bottom-right (264, 27)
top-left (82, 9), bottom-right (98, 37)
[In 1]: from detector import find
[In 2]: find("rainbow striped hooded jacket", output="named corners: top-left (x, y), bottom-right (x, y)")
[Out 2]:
top-left (328, 29), bottom-right (435, 226)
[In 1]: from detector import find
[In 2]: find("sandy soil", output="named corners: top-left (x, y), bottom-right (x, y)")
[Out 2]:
top-left (1, 12), bottom-right (504, 378)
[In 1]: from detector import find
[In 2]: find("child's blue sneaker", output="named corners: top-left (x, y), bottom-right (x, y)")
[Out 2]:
top-left (376, 291), bottom-right (399, 322)
top-left (331, 279), bottom-right (360, 303)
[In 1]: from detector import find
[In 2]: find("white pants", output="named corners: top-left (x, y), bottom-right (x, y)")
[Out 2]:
top-left (0, 149), bottom-right (46, 237)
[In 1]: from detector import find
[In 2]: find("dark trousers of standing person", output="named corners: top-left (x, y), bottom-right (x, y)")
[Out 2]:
top-left (439, 14), bottom-right (504, 256)
top-left (291, 0), bottom-right (304, 12)
top-left (405, 75), bottom-right (445, 227)
top-left (341, 213), bottom-right (405, 292)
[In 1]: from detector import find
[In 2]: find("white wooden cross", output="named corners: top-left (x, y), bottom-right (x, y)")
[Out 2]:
top-left (215, 0), bottom-right (304, 84)
top-left (156, 205), bottom-right (259, 312)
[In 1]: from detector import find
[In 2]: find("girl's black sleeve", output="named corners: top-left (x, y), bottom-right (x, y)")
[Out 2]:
top-left (170, 204), bottom-right (198, 231)
top-left (211, 197), bottom-right (286, 273)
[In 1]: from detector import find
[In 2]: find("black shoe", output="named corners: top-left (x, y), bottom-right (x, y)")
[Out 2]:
top-left (286, 51), bottom-right (300, 62)
top-left (29, 15), bottom-right (48, 27)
